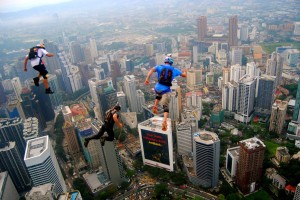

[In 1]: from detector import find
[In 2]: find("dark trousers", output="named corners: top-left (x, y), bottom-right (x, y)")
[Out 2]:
top-left (88, 123), bottom-right (114, 141)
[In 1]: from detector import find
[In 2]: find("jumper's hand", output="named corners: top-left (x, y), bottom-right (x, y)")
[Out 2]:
top-left (144, 80), bottom-right (149, 85)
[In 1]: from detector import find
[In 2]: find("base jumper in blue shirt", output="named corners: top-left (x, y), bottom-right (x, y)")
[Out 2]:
top-left (144, 56), bottom-right (187, 131)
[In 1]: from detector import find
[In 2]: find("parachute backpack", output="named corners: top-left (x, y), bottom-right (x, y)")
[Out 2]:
top-left (28, 46), bottom-right (45, 60)
top-left (104, 108), bottom-right (115, 125)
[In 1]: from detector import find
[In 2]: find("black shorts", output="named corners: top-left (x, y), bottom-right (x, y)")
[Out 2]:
top-left (33, 64), bottom-right (48, 79)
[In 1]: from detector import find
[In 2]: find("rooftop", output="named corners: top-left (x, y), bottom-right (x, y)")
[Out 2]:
top-left (240, 137), bottom-right (265, 150)
top-left (25, 136), bottom-right (48, 159)
top-left (25, 183), bottom-right (54, 197)
top-left (194, 130), bottom-right (219, 145)
top-left (227, 146), bottom-right (240, 157)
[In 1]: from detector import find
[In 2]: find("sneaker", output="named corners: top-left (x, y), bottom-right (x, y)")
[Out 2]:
top-left (162, 121), bottom-right (167, 131)
top-left (152, 106), bottom-right (158, 115)
top-left (45, 88), bottom-right (54, 94)
top-left (84, 138), bottom-right (90, 148)
top-left (33, 77), bottom-right (40, 86)
top-left (100, 137), bottom-right (106, 146)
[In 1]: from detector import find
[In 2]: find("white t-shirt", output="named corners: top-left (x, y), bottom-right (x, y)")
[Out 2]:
top-left (27, 48), bottom-right (49, 67)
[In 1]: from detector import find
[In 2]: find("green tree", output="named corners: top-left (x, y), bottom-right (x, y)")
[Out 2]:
top-left (153, 183), bottom-right (171, 199)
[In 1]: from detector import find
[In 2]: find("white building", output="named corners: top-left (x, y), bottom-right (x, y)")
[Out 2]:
top-left (231, 48), bottom-right (243, 66)
top-left (136, 90), bottom-right (145, 113)
top-left (124, 75), bottom-right (138, 112)
top-left (226, 146), bottom-right (240, 177)
top-left (11, 77), bottom-right (22, 100)
top-left (266, 52), bottom-right (283, 87)
top-left (176, 122), bottom-right (192, 156)
top-left (23, 117), bottom-right (39, 141)
top-left (230, 64), bottom-right (245, 83)
top-left (24, 136), bottom-right (67, 194)
top-left (193, 46), bottom-right (198, 64)
top-left (117, 91), bottom-right (127, 112)
top-left (89, 38), bottom-right (98, 61)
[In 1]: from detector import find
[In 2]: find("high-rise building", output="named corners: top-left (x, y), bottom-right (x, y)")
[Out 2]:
top-left (231, 48), bottom-right (242, 66)
top-left (176, 122), bottom-right (192, 156)
top-left (11, 77), bottom-right (22, 100)
top-left (24, 136), bottom-right (67, 194)
top-left (62, 121), bottom-right (81, 159)
top-left (230, 64), bottom-right (245, 83)
top-left (145, 43), bottom-right (154, 56)
top-left (223, 67), bottom-right (230, 84)
top-left (236, 137), bottom-right (265, 194)
top-left (25, 183), bottom-right (55, 200)
top-left (47, 74), bottom-right (62, 108)
top-left (229, 15), bottom-right (238, 47)
top-left (256, 74), bottom-right (276, 114)
top-left (156, 42), bottom-right (166, 53)
top-left (69, 42), bottom-right (84, 64)
top-left (222, 82), bottom-right (238, 112)
top-left (269, 100), bottom-right (288, 134)
top-left (125, 59), bottom-right (134, 72)
top-left (266, 52), bottom-right (283, 87)
top-left (89, 38), bottom-right (98, 61)
top-left (124, 75), bottom-right (138, 112)
top-left (0, 81), bottom-right (7, 104)
top-left (91, 120), bottom-right (126, 185)
top-left (240, 25), bottom-right (248, 41)
top-left (6, 97), bottom-right (25, 119)
top-left (138, 117), bottom-right (173, 171)
top-left (294, 182), bottom-right (300, 200)
top-left (137, 90), bottom-right (145, 113)
top-left (226, 146), bottom-right (240, 178)
top-left (0, 171), bottom-right (19, 200)
top-left (286, 49), bottom-right (299, 67)
top-left (171, 80), bottom-right (182, 120)
top-left (294, 22), bottom-right (300, 35)
top-left (234, 76), bottom-right (256, 123)
top-left (23, 117), bottom-right (39, 142)
top-left (43, 40), bottom-right (61, 73)
top-left (0, 142), bottom-right (32, 192)
top-left (293, 81), bottom-right (300, 122)
top-left (117, 91), bottom-right (127, 112)
top-left (0, 118), bottom-right (26, 156)
top-left (193, 131), bottom-right (220, 188)
top-left (197, 16), bottom-right (207, 41)
top-left (193, 46), bottom-right (198, 64)
top-left (20, 88), bottom-right (46, 130)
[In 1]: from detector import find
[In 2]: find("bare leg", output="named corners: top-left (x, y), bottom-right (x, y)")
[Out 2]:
top-left (162, 111), bottom-right (168, 131)
top-left (44, 79), bottom-right (49, 89)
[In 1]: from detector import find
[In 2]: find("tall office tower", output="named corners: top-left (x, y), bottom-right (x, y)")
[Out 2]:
top-left (240, 25), bottom-right (248, 41)
top-left (11, 77), bottom-right (22, 100)
top-left (235, 76), bottom-right (256, 123)
top-left (197, 16), bottom-right (207, 41)
top-left (89, 38), bottom-right (98, 61)
top-left (117, 91), bottom-right (127, 112)
top-left (25, 183), bottom-right (55, 200)
top-left (0, 171), bottom-right (19, 200)
top-left (226, 146), bottom-right (240, 178)
top-left (58, 52), bottom-right (73, 94)
top-left (0, 118), bottom-right (26, 156)
top-left (0, 81), bottom-right (7, 104)
top-left (193, 131), bottom-right (220, 188)
top-left (269, 100), bottom-right (288, 134)
top-left (125, 59), bottom-right (134, 72)
top-left (256, 75), bottom-right (276, 114)
top-left (223, 67), bottom-right (230, 84)
top-left (20, 88), bottom-right (46, 130)
top-left (62, 122), bottom-right (81, 159)
top-left (47, 74), bottom-right (62, 108)
top-left (23, 117), bottom-right (39, 142)
top-left (145, 43), bottom-right (154, 56)
top-left (138, 117), bottom-right (173, 171)
top-left (6, 97), bottom-right (25, 119)
top-left (230, 64), bottom-right (245, 83)
top-left (137, 90), bottom-right (145, 113)
top-left (294, 183), bottom-right (300, 200)
top-left (77, 118), bottom-right (101, 169)
top-left (236, 137), bottom-right (265, 194)
top-left (83, 45), bottom-right (93, 65)
top-left (176, 122), bottom-right (192, 156)
top-left (286, 49), bottom-right (299, 67)
top-left (217, 50), bottom-right (227, 67)
top-left (294, 22), bottom-right (300, 35)
top-left (0, 142), bottom-right (32, 192)
top-left (231, 48), bottom-right (242, 66)
top-left (170, 80), bottom-right (182, 121)
top-left (69, 66), bottom-right (83, 93)
top-left (24, 136), bottom-right (67, 194)
top-left (156, 42), bottom-right (166, 53)
top-left (91, 120), bottom-right (126, 185)
top-left (110, 61), bottom-right (122, 86)
top-left (228, 15), bottom-right (238, 47)
top-left (293, 81), bottom-right (300, 122)
top-left (187, 70), bottom-right (196, 90)
top-left (42, 40), bottom-right (60, 73)
top-left (69, 42), bottom-right (84, 64)
top-left (181, 110), bottom-right (198, 133)
top-left (124, 75), bottom-right (138, 112)
top-left (222, 82), bottom-right (238, 112)
top-left (266, 52), bottom-right (283, 87)
top-left (99, 85), bottom-right (118, 117)
top-left (246, 62), bottom-right (260, 78)
top-left (31, 84), bottom-right (55, 122)
top-left (94, 67), bottom-right (105, 80)
top-left (193, 46), bottom-right (198, 64)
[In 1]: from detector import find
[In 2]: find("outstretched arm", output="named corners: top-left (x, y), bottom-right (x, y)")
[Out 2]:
top-left (23, 56), bottom-right (29, 72)
top-left (145, 67), bottom-right (156, 85)
top-left (113, 114), bottom-right (123, 128)
top-left (46, 53), bottom-right (54, 57)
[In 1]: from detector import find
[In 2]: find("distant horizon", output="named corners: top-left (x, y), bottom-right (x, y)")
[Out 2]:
top-left (0, 0), bottom-right (72, 13)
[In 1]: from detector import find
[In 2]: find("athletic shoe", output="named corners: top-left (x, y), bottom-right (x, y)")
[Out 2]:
top-left (45, 88), bottom-right (54, 94)
top-left (84, 138), bottom-right (89, 148)
top-left (33, 77), bottom-right (40, 86)
top-left (152, 106), bottom-right (158, 114)
top-left (100, 137), bottom-right (106, 146)
top-left (162, 121), bottom-right (167, 131)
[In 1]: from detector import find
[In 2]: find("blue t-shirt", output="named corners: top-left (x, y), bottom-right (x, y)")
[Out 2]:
top-left (154, 64), bottom-right (182, 94)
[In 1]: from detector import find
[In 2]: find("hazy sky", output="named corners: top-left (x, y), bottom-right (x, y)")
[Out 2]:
top-left (0, 0), bottom-right (72, 13)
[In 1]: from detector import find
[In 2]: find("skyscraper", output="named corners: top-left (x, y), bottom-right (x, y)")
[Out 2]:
top-left (176, 122), bottom-right (192, 156)
top-left (0, 142), bottom-right (32, 192)
top-left (11, 77), bottom-right (22, 100)
top-left (89, 38), bottom-right (98, 61)
top-left (117, 91), bottom-right (127, 113)
top-left (231, 48), bottom-right (242, 66)
top-left (23, 117), bottom-right (40, 142)
top-left (197, 16), bottom-right (207, 41)
top-left (193, 45), bottom-right (198, 64)
top-left (24, 136), bottom-right (67, 194)
top-left (256, 74), bottom-right (276, 114)
top-left (47, 74), bottom-right (62, 108)
top-left (236, 137), bottom-right (265, 194)
top-left (269, 100), bottom-right (288, 134)
top-left (293, 81), bottom-right (300, 122)
top-left (240, 24), bottom-right (248, 41)
top-left (266, 52), bottom-right (283, 87)
top-left (0, 118), bottom-right (26, 157)
top-left (62, 121), bottom-right (81, 159)
top-left (193, 131), bottom-right (220, 188)
top-left (137, 90), bottom-right (145, 114)
top-left (124, 75), bottom-right (138, 112)
top-left (229, 15), bottom-right (238, 47)
top-left (0, 171), bottom-right (19, 200)
top-left (0, 81), bottom-right (7, 104)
